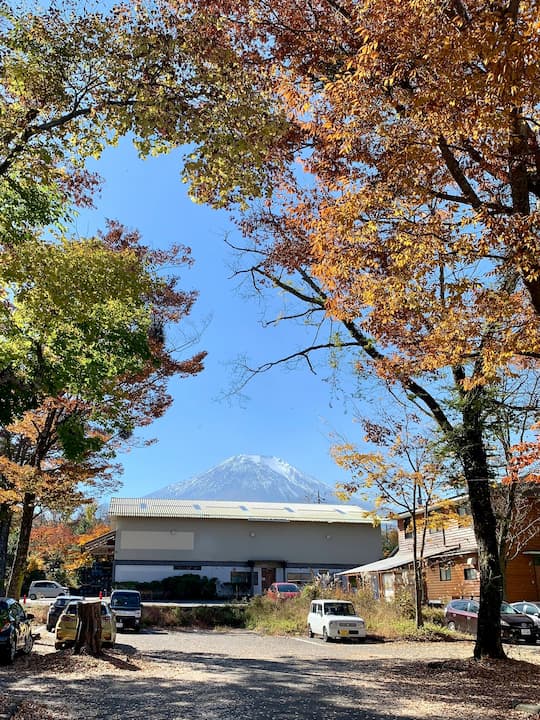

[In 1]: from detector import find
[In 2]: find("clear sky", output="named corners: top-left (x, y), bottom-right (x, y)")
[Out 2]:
top-left (75, 140), bottom-right (374, 502)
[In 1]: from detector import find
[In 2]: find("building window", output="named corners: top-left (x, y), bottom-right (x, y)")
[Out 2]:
top-left (464, 567), bottom-right (478, 581)
top-left (439, 564), bottom-right (452, 581)
top-left (231, 571), bottom-right (257, 586)
top-left (403, 518), bottom-right (413, 539)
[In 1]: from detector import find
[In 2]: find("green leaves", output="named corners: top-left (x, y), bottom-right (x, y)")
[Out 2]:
top-left (56, 414), bottom-right (104, 463)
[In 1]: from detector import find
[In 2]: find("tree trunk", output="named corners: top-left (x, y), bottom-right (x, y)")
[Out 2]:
top-left (73, 601), bottom-right (102, 656)
top-left (7, 492), bottom-right (35, 599)
top-left (411, 511), bottom-right (424, 628)
top-left (0, 504), bottom-right (12, 594)
top-left (461, 392), bottom-right (505, 660)
top-left (413, 559), bottom-right (424, 628)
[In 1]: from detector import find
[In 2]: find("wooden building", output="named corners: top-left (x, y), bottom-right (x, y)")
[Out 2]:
top-left (339, 494), bottom-right (540, 605)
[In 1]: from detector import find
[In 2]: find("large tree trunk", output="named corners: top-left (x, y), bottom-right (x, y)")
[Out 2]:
top-left (7, 492), bottom-right (35, 599)
top-left (0, 503), bottom-right (12, 594)
top-left (461, 393), bottom-right (505, 660)
top-left (74, 602), bottom-right (102, 656)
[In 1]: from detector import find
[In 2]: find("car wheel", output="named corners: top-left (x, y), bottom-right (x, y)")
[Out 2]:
top-left (307, 625), bottom-right (314, 638)
top-left (134, 624), bottom-right (141, 633)
top-left (356, 637), bottom-right (366, 644)
top-left (29, 594), bottom-right (37, 600)
top-left (447, 621), bottom-right (456, 631)
top-left (322, 627), bottom-right (330, 642)
top-left (23, 633), bottom-right (33, 655)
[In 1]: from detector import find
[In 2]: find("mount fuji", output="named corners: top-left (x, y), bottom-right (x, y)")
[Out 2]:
top-left (145, 454), bottom-right (339, 503)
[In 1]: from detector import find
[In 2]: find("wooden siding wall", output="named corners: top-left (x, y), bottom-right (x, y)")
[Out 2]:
top-left (505, 554), bottom-right (539, 603)
top-left (396, 498), bottom-right (539, 603)
top-left (424, 555), bottom-right (480, 604)
top-left (397, 515), bottom-right (477, 556)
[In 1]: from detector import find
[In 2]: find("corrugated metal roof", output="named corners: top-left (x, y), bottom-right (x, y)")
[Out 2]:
top-left (108, 498), bottom-right (371, 524)
top-left (336, 545), bottom-right (462, 575)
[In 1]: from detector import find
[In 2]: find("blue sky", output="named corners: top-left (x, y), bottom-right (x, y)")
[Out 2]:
top-left (75, 140), bottom-right (375, 502)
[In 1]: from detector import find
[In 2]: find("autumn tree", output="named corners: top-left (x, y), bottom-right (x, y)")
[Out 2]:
top-left (0, 1), bottom-right (252, 592)
top-left (0, 2), bottom-right (287, 241)
top-left (0, 223), bottom-right (205, 596)
top-left (334, 415), bottom-right (461, 628)
top-left (28, 509), bottom-right (111, 587)
top-left (164, 0), bottom-right (540, 661)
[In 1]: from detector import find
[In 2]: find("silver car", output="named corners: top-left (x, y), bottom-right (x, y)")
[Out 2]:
top-left (511, 601), bottom-right (540, 629)
top-left (28, 580), bottom-right (69, 600)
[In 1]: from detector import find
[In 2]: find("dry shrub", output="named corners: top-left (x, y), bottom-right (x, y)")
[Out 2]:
top-left (27, 604), bottom-right (48, 625)
top-left (141, 604), bottom-right (245, 629)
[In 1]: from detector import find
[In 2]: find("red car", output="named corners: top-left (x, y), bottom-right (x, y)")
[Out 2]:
top-left (267, 582), bottom-right (301, 600)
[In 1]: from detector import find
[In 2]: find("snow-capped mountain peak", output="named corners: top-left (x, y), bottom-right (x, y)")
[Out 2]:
top-left (145, 454), bottom-right (336, 503)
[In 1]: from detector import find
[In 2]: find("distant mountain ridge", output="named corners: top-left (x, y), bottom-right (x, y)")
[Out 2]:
top-left (145, 454), bottom-right (338, 503)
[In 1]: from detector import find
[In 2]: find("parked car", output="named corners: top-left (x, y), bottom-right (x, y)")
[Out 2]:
top-left (267, 582), bottom-right (301, 600)
top-left (0, 598), bottom-right (34, 664)
top-left (510, 601), bottom-right (540, 628)
top-left (307, 599), bottom-right (366, 642)
top-left (28, 580), bottom-right (69, 600)
top-left (110, 589), bottom-right (142, 632)
top-left (46, 595), bottom-right (84, 632)
top-left (445, 599), bottom-right (538, 644)
top-left (54, 600), bottom-right (116, 650)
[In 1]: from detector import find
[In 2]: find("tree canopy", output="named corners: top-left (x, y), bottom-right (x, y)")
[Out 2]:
top-left (167, 0), bottom-right (540, 660)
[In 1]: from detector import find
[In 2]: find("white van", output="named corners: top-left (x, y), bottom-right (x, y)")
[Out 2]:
top-left (110, 589), bottom-right (142, 632)
top-left (307, 599), bottom-right (366, 642)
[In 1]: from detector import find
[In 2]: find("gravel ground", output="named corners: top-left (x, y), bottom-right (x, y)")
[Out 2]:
top-left (0, 626), bottom-right (538, 720)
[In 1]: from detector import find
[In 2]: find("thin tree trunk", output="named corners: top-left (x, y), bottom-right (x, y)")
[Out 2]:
top-left (411, 510), bottom-right (424, 628)
top-left (7, 492), bottom-right (35, 599)
top-left (413, 559), bottom-right (423, 628)
top-left (0, 503), bottom-right (12, 594)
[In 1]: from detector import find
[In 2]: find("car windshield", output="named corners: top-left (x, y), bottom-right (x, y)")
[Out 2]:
top-left (325, 603), bottom-right (355, 616)
top-left (111, 592), bottom-right (140, 608)
top-left (277, 584), bottom-right (299, 592)
top-left (55, 597), bottom-right (74, 607)
top-left (501, 602), bottom-right (518, 614)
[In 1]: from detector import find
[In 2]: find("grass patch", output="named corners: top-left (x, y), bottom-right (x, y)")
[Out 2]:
top-left (141, 604), bottom-right (246, 629)
top-left (28, 586), bottom-right (457, 643)
top-left (244, 586), bottom-right (455, 642)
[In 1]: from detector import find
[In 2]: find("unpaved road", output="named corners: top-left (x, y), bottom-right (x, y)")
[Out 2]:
top-left (1, 626), bottom-right (539, 720)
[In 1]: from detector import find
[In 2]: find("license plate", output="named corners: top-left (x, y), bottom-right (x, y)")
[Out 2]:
top-left (339, 629), bottom-right (348, 636)
top-left (521, 629), bottom-right (531, 635)
top-left (116, 621), bottom-right (123, 628)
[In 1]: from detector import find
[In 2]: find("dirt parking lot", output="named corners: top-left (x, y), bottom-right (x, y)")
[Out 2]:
top-left (1, 625), bottom-right (539, 720)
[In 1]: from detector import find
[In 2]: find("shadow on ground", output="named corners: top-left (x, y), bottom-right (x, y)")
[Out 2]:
top-left (0, 639), bottom-right (538, 720)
